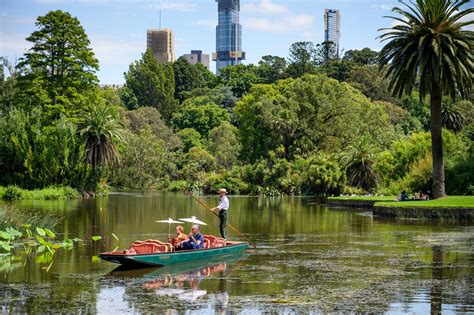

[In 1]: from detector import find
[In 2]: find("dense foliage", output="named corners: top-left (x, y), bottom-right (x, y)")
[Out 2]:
top-left (1, 8), bottom-right (473, 198)
top-left (378, 0), bottom-right (474, 198)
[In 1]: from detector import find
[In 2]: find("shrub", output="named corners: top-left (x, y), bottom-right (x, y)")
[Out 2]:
top-left (168, 180), bottom-right (188, 192)
top-left (201, 170), bottom-right (250, 194)
top-left (446, 146), bottom-right (474, 195)
top-left (3, 186), bottom-right (23, 200)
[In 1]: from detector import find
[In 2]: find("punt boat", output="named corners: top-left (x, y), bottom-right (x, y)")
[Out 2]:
top-left (99, 240), bottom-right (249, 268)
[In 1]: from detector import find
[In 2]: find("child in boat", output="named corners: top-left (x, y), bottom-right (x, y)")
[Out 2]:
top-left (169, 225), bottom-right (188, 247)
top-left (176, 224), bottom-right (204, 250)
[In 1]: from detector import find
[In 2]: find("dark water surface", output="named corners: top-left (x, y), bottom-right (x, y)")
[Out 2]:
top-left (1, 192), bottom-right (473, 314)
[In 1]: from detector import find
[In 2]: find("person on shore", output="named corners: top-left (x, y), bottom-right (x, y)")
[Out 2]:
top-left (211, 188), bottom-right (229, 239)
top-left (176, 224), bottom-right (204, 250)
top-left (400, 191), bottom-right (409, 201)
top-left (169, 225), bottom-right (188, 247)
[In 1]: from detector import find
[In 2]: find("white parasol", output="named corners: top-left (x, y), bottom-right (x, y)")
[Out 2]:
top-left (179, 216), bottom-right (207, 226)
top-left (155, 218), bottom-right (184, 238)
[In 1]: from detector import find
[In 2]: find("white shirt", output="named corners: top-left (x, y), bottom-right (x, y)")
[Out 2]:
top-left (217, 196), bottom-right (229, 211)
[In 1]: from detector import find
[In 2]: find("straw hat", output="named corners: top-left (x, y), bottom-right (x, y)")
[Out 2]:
top-left (218, 188), bottom-right (227, 194)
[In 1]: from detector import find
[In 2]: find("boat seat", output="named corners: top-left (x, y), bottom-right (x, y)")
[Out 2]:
top-left (132, 240), bottom-right (174, 252)
top-left (204, 235), bottom-right (226, 248)
top-left (129, 242), bottom-right (169, 254)
top-left (203, 239), bottom-right (211, 249)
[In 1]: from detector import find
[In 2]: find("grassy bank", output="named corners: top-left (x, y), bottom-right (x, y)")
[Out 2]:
top-left (0, 185), bottom-right (81, 201)
top-left (330, 196), bottom-right (396, 202)
top-left (376, 196), bottom-right (474, 208)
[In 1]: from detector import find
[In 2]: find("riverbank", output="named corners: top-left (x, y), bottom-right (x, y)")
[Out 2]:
top-left (328, 196), bottom-right (474, 220)
top-left (0, 185), bottom-right (81, 201)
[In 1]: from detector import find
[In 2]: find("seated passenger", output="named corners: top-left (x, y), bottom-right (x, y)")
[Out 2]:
top-left (169, 225), bottom-right (188, 247)
top-left (176, 224), bottom-right (204, 250)
top-left (400, 191), bottom-right (409, 201)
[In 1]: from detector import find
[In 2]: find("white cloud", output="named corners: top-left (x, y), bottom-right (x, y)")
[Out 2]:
top-left (0, 32), bottom-right (32, 59)
top-left (460, 12), bottom-right (474, 31)
top-left (370, 4), bottom-right (392, 11)
top-left (89, 35), bottom-right (142, 66)
top-left (243, 14), bottom-right (314, 33)
top-left (0, 16), bottom-right (37, 25)
top-left (34, 0), bottom-right (197, 11)
top-left (242, 0), bottom-right (287, 15)
top-left (194, 20), bottom-right (216, 28)
top-left (145, 1), bottom-right (197, 12)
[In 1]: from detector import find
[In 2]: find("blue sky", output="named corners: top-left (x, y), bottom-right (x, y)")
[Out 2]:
top-left (1, 0), bottom-right (472, 84)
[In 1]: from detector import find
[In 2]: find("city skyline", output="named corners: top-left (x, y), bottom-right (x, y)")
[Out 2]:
top-left (3, 0), bottom-right (472, 84)
top-left (324, 9), bottom-right (341, 58)
top-left (214, 0), bottom-right (245, 74)
top-left (147, 28), bottom-right (175, 63)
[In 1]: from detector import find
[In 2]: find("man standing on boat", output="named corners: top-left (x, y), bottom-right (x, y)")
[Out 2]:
top-left (211, 188), bottom-right (229, 239)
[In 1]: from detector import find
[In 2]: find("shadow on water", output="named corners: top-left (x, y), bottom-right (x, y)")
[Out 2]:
top-left (1, 192), bottom-right (473, 313)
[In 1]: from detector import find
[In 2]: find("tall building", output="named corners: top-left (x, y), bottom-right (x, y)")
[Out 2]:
top-left (146, 28), bottom-right (175, 63)
top-left (324, 9), bottom-right (341, 57)
top-left (182, 50), bottom-right (210, 69)
top-left (213, 0), bottom-right (245, 74)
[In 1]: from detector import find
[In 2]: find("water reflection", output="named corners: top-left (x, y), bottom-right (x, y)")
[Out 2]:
top-left (1, 193), bottom-right (473, 313)
top-left (431, 245), bottom-right (444, 315)
top-left (103, 256), bottom-right (242, 314)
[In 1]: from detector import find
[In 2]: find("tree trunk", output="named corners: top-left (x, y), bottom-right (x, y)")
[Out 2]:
top-left (430, 85), bottom-right (446, 199)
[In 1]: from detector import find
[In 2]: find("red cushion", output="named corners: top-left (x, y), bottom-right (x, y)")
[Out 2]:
top-left (130, 243), bottom-right (167, 254)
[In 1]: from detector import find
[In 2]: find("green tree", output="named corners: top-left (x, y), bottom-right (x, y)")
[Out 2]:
top-left (113, 127), bottom-right (174, 189)
top-left (99, 87), bottom-right (123, 108)
top-left (208, 122), bottom-right (242, 169)
top-left (173, 96), bottom-right (230, 137)
top-left (236, 74), bottom-right (395, 162)
top-left (0, 57), bottom-right (20, 112)
top-left (376, 100), bottom-right (423, 134)
top-left (17, 10), bottom-right (99, 120)
top-left (318, 60), bottom-right (354, 82)
top-left (343, 48), bottom-right (379, 65)
top-left (0, 108), bottom-right (91, 189)
top-left (257, 55), bottom-right (287, 84)
top-left (442, 101), bottom-right (464, 132)
top-left (315, 41), bottom-right (338, 64)
top-left (79, 104), bottom-right (125, 188)
top-left (182, 147), bottom-right (216, 182)
top-left (123, 49), bottom-right (176, 122)
top-left (347, 65), bottom-right (393, 102)
top-left (286, 41), bottom-right (317, 77)
top-left (177, 128), bottom-right (204, 152)
top-left (172, 57), bottom-right (206, 101)
top-left (379, 0), bottom-right (474, 198)
top-left (218, 64), bottom-right (261, 97)
top-left (343, 136), bottom-right (380, 191)
top-left (124, 106), bottom-right (181, 151)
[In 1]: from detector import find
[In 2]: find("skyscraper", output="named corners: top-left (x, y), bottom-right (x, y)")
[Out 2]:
top-left (182, 50), bottom-right (210, 70)
top-left (324, 9), bottom-right (341, 57)
top-left (146, 28), bottom-right (175, 63)
top-left (213, 0), bottom-right (245, 74)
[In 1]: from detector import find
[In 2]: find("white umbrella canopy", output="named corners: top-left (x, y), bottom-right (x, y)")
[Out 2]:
top-left (179, 216), bottom-right (207, 226)
top-left (155, 218), bottom-right (184, 238)
top-left (155, 218), bottom-right (184, 224)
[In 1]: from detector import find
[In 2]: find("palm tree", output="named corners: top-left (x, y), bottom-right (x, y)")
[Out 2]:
top-left (343, 136), bottom-right (379, 192)
top-left (379, 0), bottom-right (474, 198)
top-left (79, 104), bottom-right (125, 170)
top-left (442, 101), bottom-right (464, 132)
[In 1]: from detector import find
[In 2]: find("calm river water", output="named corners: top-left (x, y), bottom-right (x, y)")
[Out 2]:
top-left (1, 192), bottom-right (473, 314)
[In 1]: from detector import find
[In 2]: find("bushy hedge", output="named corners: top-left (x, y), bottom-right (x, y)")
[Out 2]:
top-left (1, 186), bottom-right (80, 201)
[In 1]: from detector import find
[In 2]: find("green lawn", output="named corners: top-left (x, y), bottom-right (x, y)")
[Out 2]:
top-left (376, 196), bottom-right (474, 208)
top-left (329, 196), bottom-right (396, 202)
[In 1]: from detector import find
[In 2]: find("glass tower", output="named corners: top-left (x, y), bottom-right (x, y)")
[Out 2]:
top-left (324, 9), bottom-right (341, 58)
top-left (214, 0), bottom-right (245, 74)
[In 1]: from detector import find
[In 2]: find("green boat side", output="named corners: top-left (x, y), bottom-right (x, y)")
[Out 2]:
top-left (99, 241), bottom-right (249, 268)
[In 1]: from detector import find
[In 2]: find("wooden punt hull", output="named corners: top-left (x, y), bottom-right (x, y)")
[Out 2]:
top-left (99, 241), bottom-right (249, 268)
